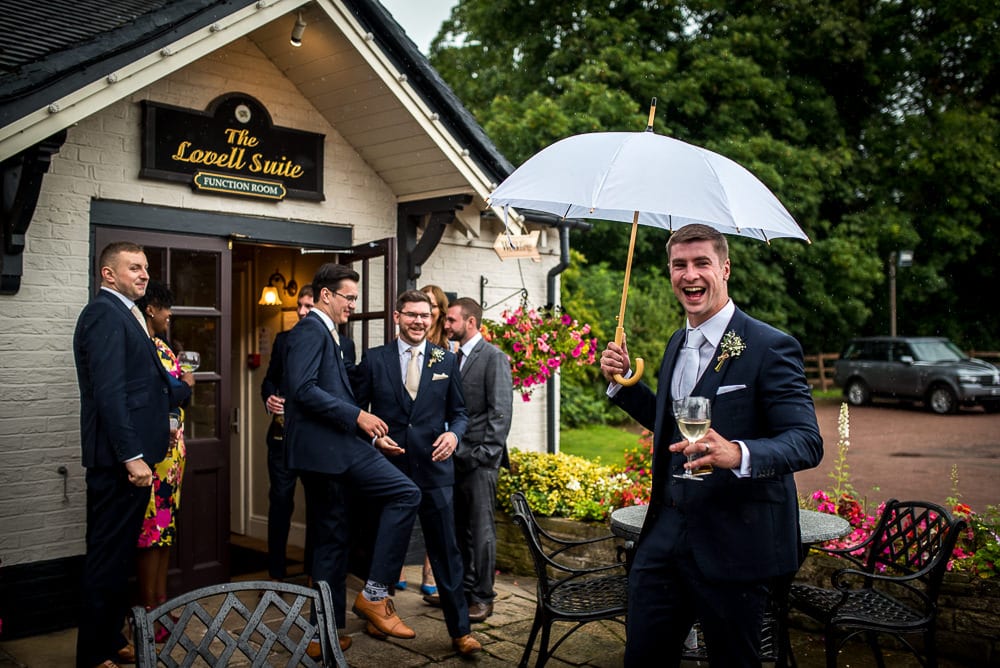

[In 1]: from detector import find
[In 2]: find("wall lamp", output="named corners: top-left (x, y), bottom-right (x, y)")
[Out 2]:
top-left (289, 12), bottom-right (307, 47)
top-left (258, 269), bottom-right (298, 305)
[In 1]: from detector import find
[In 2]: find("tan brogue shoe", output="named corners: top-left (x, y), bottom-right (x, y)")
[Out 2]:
top-left (452, 634), bottom-right (482, 656)
top-left (306, 635), bottom-right (352, 658)
top-left (365, 622), bottom-right (388, 640)
top-left (352, 593), bottom-right (416, 639)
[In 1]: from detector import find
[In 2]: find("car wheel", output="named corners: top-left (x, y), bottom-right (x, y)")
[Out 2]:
top-left (927, 385), bottom-right (958, 415)
top-left (983, 402), bottom-right (1000, 414)
top-left (845, 379), bottom-right (871, 406)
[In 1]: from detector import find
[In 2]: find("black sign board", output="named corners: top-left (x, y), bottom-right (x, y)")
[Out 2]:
top-left (141, 94), bottom-right (324, 201)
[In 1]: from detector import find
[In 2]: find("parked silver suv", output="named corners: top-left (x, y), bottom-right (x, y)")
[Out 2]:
top-left (834, 336), bottom-right (1000, 414)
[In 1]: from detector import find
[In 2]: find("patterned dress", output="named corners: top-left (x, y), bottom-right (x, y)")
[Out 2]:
top-left (137, 337), bottom-right (186, 548)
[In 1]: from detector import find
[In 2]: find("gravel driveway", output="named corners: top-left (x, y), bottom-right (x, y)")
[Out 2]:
top-left (794, 398), bottom-right (1000, 513)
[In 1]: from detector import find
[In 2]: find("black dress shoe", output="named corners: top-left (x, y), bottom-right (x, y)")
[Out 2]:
top-left (467, 601), bottom-right (493, 623)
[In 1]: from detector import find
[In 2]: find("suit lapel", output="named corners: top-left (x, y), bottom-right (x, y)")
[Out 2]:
top-left (381, 344), bottom-right (410, 409)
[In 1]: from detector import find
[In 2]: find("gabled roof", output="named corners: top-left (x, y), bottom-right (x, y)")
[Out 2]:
top-left (0, 0), bottom-right (512, 204)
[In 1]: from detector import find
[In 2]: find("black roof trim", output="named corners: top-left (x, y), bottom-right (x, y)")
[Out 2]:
top-left (0, 0), bottom-right (512, 189)
top-left (341, 0), bottom-right (513, 186)
top-left (0, 0), bottom-right (258, 127)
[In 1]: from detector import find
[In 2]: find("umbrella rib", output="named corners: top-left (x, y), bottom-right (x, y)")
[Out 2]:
top-left (590, 135), bottom-right (634, 207)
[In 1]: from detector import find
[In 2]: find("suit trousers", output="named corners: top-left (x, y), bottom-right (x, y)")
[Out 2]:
top-left (624, 509), bottom-right (769, 668)
top-left (76, 467), bottom-right (150, 668)
top-left (266, 434), bottom-right (312, 579)
top-left (454, 466), bottom-right (498, 604)
top-left (299, 448), bottom-right (420, 626)
top-left (418, 486), bottom-right (470, 638)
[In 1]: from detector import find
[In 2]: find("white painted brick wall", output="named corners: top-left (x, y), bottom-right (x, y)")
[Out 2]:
top-left (0, 37), bottom-right (557, 566)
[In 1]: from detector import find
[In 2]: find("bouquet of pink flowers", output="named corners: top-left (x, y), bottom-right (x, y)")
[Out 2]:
top-left (483, 306), bottom-right (598, 401)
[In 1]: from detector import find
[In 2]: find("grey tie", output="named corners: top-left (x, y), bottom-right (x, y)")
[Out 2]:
top-left (674, 329), bottom-right (705, 398)
top-left (404, 346), bottom-right (421, 399)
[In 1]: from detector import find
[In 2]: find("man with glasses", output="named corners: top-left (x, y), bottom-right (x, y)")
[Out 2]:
top-left (284, 264), bottom-right (421, 647)
top-left (353, 290), bottom-right (480, 655)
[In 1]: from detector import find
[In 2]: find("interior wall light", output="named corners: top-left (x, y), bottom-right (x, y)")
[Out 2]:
top-left (258, 269), bottom-right (298, 305)
top-left (289, 12), bottom-right (307, 47)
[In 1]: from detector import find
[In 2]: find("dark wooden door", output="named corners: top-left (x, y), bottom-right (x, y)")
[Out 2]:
top-left (94, 227), bottom-right (231, 592)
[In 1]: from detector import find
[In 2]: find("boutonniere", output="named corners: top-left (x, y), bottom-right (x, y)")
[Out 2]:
top-left (714, 330), bottom-right (746, 372)
top-left (427, 348), bottom-right (445, 368)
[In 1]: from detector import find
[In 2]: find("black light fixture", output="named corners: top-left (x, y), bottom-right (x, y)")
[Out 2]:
top-left (289, 12), bottom-right (307, 47)
top-left (258, 269), bottom-right (298, 305)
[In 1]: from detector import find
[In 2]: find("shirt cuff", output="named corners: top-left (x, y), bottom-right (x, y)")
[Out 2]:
top-left (606, 370), bottom-right (634, 398)
top-left (732, 440), bottom-right (751, 477)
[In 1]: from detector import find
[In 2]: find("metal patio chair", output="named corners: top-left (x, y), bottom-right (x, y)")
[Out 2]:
top-left (510, 491), bottom-right (628, 668)
top-left (789, 498), bottom-right (966, 667)
top-left (128, 579), bottom-right (347, 667)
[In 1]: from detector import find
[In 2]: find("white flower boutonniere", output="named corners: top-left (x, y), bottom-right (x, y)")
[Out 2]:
top-left (714, 331), bottom-right (746, 372)
top-left (427, 348), bottom-right (446, 368)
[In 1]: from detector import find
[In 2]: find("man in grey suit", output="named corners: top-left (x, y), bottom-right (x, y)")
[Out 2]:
top-left (444, 297), bottom-right (513, 622)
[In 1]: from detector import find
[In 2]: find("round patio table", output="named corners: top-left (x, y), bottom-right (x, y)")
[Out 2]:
top-left (610, 505), bottom-right (851, 545)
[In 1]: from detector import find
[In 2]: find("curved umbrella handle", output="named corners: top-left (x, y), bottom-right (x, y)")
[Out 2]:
top-left (612, 326), bottom-right (644, 386)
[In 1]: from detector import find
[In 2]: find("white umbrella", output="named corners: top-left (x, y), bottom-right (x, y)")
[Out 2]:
top-left (488, 101), bottom-right (809, 384)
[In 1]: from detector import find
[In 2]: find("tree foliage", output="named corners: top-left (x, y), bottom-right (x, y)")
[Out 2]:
top-left (431, 0), bottom-right (1000, 353)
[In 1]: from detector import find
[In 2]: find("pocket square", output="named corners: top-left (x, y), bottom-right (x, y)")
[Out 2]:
top-left (717, 384), bottom-right (746, 395)
top-left (432, 373), bottom-right (449, 381)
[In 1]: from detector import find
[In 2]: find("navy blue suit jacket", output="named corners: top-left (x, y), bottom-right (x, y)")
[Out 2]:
top-left (261, 330), bottom-right (356, 447)
top-left (354, 341), bottom-right (468, 489)
top-left (283, 311), bottom-right (366, 475)
top-left (612, 307), bottom-right (823, 581)
top-left (74, 289), bottom-right (190, 468)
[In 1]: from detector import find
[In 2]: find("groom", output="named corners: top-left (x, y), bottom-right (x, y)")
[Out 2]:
top-left (600, 224), bottom-right (823, 666)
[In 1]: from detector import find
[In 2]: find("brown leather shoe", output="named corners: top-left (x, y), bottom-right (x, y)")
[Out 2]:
top-left (306, 636), bottom-right (352, 658)
top-left (422, 592), bottom-right (442, 607)
top-left (467, 601), bottom-right (493, 623)
top-left (94, 661), bottom-right (121, 668)
top-left (452, 633), bottom-right (482, 656)
top-left (365, 621), bottom-right (388, 639)
top-left (352, 593), bottom-right (416, 639)
top-left (115, 643), bottom-right (136, 664)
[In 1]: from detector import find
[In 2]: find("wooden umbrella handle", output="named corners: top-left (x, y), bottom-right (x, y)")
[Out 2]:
top-left (613, 325), bottom-right (644, 387)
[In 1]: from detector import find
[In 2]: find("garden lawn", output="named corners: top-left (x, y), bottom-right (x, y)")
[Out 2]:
top-left (559, 424), bottom-right (642, 467)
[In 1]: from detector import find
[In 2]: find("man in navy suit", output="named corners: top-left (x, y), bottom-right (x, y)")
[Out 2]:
top-left (353, 290), bottom-right (481, 656)
top-left (600, 224), bottom-right (823, 667)
top-left (73, 242), bottom-right (191, 668)
top-left (260, 284), bottom-right (316, 581)
top-left (283, 263), bottom-right (421, 643)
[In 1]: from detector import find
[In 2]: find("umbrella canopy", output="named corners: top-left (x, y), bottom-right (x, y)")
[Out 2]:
top-left (488, 130), bottom-right (808, 243)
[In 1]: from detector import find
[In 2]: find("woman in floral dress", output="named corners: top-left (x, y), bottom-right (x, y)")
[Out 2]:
top-left (135, 281), bottom-right (194, 629)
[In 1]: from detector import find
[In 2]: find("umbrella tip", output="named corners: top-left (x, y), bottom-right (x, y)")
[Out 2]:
top-left (646, 98), bottom-right (657, 132)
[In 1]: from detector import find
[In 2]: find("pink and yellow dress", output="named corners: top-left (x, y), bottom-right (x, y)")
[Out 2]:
top-left (137, 337), bottom-right (186, 548)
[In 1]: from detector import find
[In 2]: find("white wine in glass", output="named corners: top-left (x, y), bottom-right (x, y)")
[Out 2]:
top-left (673, 396), bottom-right (713, 480)
top-left (178, 350), bottom-right (201, 373)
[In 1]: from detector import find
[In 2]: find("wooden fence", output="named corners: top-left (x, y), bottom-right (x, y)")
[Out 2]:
top-left (805, 350), bottom-right (1000, 392)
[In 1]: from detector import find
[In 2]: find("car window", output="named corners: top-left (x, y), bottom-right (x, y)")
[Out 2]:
top-left (908, 340), bottom-right (966, 363)
top-left (890, 342), bottom-right (912, 362)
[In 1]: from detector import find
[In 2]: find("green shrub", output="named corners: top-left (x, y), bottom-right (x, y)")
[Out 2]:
top-left (497, 448), bottom-right (642, 521)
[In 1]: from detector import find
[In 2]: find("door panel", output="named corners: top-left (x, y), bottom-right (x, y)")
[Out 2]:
top-left (94, 227), bottom-right (231, 592)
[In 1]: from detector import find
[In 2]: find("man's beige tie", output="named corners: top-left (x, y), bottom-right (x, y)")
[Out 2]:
top-left (330, 327), bottom-right (340, 346)
top-left (130, 304), bottom-right (149, 337)
top-left (674, 329), bottom-right (705, 398)
top-left (404, 345), bottom-right (421, 399)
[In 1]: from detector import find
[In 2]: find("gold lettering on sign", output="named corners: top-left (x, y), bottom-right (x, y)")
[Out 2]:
top-left (170, 127), bottom-right (305, 179)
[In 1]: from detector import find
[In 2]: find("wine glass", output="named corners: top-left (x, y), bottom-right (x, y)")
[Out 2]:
top-left (672, 396), bottom-right (713, 480)
top-left (178, 350), bottom-right (201, 373)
